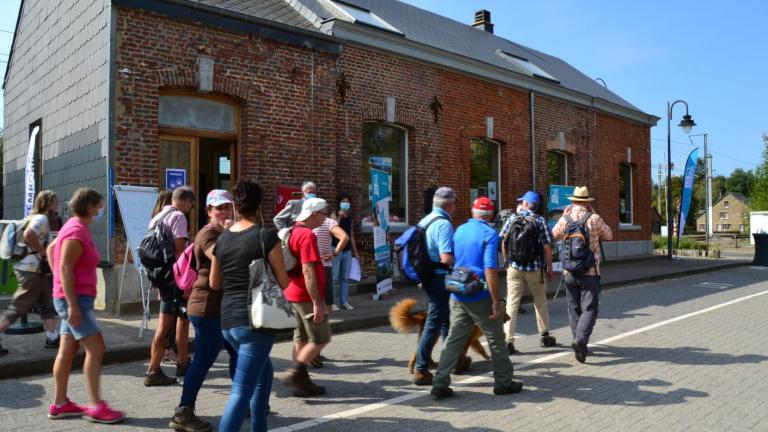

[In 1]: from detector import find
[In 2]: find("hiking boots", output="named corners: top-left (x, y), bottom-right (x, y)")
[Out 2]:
top-left (506, 342), bottom-right (518, 355)
top-left (571, 340), bottom-right (587, 364)
top-left (144, 369), bottom-right (177, 386)
top-left (169, 406), bottom-right (212, 432)
top-left (430, 386), bottom-right (454, 399)
top-left (413, 369), bottom-right (433, 386)
top-left (540, 332), bottom-right (557, 348)
top-left (284, 365), bottom-right (326, 398)
top-left (493, 380), bottom-right (524, 395)
top-left (453, 356), bottom-right (472, 375)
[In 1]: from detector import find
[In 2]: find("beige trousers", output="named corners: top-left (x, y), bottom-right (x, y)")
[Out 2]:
top-left (504, 268), bottom-right (550, 342)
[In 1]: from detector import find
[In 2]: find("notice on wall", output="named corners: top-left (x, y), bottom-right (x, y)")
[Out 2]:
top-left (165, 168), bottom-right (187, 190)
top-left (370, 160), bottom-right (393, 298)
top-left (488, 182), bottom-right (497, 201)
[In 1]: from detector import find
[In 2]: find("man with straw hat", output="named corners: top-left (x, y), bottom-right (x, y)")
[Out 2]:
top-left (552, 186), bottom-right (612, 364)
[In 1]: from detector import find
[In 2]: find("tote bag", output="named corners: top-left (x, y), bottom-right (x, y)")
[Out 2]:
top-left (248, 229), bottom-right (297, 330)
top-left (348, 257), bottom-right (362, 282)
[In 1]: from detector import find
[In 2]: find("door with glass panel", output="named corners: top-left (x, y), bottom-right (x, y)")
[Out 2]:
top-left (159, 135), bottom-right (198, 232)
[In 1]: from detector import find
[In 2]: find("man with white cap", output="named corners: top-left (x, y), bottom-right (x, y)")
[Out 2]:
top-left (413, 187), bottom-right (456, 386)
top-left (499, 190), bottom-right (556, 355)
top-left (283, 197), bottom-right (332, 397)
top-left (552, 186), bottom-right (612, 363)
top-left (430, 197), bottom-right (523, 399)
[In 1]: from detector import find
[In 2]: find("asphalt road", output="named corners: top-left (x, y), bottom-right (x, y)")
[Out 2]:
top-left (2, 266), bottom-right (768, 431)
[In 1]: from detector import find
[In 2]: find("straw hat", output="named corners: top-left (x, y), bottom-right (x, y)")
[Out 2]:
top-left (567, 186), bottom-right (595, 202)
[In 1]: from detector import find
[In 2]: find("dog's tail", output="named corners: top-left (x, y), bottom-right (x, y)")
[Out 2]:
top-left (389, 298), bottom-right (423, 334)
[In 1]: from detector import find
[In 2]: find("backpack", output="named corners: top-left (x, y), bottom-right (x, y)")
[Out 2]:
top-left (138, 208), bottom-right (178, 287)
top-left (0, 218), bottom-right (31, 261)
top-left (394, 216), bottom-right (445, 285)
top-left (503, 215), bottom-right (541, 264)
top-left (277, 227), bottom-right (297, 272)
top-left (173, 243), bottom-right (197, 298)
top-left (561, 212), bottom-right (595, 276)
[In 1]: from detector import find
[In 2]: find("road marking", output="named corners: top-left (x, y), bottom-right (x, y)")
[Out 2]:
top-left (270, 288), bottom-right (768, 432)
top-left (695, 282), bottom-right (735, 289)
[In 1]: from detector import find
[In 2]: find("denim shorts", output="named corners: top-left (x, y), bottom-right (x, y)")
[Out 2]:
top-left (53, 296), bottom-right (101, 340)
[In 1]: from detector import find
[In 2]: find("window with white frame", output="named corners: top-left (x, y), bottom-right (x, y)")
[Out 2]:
top-left (724, 200), bottom-right (729, 209)
top-left (619, 163), bottom-right (633, 224)
top-left (547, 151), bottom-right (567, 185)
top-left (719, 212), bottom-right (726, 220)
top-left (469, 138), bottom-right (500, 210)
top-left (361, 123), bottom-right (407, 224)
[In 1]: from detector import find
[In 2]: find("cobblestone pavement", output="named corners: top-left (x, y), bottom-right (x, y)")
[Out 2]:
top-left (2, 266), bottom-right (768, 431)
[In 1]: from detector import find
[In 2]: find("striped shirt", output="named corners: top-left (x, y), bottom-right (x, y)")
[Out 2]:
top-left (313, 217), bottom-right (339, 267)
top-left (552, 205), bottom-right (613, 276)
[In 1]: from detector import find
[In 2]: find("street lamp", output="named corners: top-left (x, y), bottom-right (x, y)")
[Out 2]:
top-left (667, 100), bottom-right (696, 260)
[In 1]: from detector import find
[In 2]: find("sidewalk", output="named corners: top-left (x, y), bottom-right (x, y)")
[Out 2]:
top-left (0, 253), bottom-right (753, 379)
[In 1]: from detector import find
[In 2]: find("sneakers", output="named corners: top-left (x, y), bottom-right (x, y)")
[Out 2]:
top-left (144, 369), bottom-right (177, 386)
top-left (430, 386), bottom-right (454, 399)
top-left (169, 406), bottom-right (212, 432)
top-left (84, 401), bottom-right (125, 424)
top-left (340, 303), bottom-right (355, 310)
top-left (0, 339), bottom-right (8, 356)
top-left (331, 304), bottom-right (340, 312)
top-left (48, 398), bottom-right (85, 419)
top-left (45, 335), bottom-right (60, 349)
top-left (571, 340), bottom-right (587, 364)
top-left (309, 356), bottom-right (324, 368)
top-left (540, 332), bottom-right (557, 348)
top-left (413, 369), bottom-right (433, 386)
top-left (176, 358), bottom-right (191, 377)
top-left (506, 342), bottom-right (518, 355)
top-left (493, 380), bottom-right (524, 395)
top-left (162, 349), bottom-right (179, 366)
top-left (284, 366), bottom-right (326, 398)
top-left (452, 356), bottom-right (472, 375)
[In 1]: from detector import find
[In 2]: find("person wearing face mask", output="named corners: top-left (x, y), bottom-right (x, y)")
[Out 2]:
top-left (169, 189), bottom-right (239, 432)
top-left (0, 190), bottom-right (61, 356)
top-left (273, 181), bottom-right (317, 230)
top-left (144, 186), bottom-right (196, 386)
top-left (330, 192), bottom-right (359, 311)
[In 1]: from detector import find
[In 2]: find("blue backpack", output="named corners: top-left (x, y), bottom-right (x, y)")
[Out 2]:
top-left (561, 212), bottom-right (595, 275)
top-left (394, 216), bottom-right (445, 285)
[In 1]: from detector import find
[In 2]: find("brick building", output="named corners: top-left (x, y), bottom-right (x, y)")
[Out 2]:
top-left (697, 192), bottom-right (749, 233)
top-left (3, 0), bottom-right (658, 311)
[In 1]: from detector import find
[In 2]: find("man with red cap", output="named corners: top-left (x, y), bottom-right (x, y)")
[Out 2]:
top-left (430, 197), bottom-right (523, 399)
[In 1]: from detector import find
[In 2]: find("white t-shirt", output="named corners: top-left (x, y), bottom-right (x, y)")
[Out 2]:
top-left (313, 218), bottom-right (339, 267)
top-left (14, 214), bottom-right (50, 273)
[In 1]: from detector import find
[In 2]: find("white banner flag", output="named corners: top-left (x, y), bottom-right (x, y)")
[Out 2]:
top-left (24, 126), bottom-right (40, 217)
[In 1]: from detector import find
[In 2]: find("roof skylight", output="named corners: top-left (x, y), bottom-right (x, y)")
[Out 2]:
top-left (496, 50), bottom-right (559, 83)
top-left (328, 1), bottom-right (403, 35)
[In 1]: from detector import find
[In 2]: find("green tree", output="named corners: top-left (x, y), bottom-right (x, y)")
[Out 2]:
top-left (752, 133), bottom-right (768, 210)
top-left (726, 168), bottom-right (755, 198)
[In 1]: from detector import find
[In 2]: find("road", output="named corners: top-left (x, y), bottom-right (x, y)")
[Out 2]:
top-left (2, 266), bottom-right (767, 431)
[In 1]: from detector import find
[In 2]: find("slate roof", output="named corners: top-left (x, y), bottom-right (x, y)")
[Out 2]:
top-left (189, 0), bottom-right (318, 31)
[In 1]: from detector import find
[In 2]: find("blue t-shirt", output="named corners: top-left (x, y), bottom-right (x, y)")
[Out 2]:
top-left (417, 208), bottom-right (454, 275)
top-left (451, 218), bottom-right (498, 302)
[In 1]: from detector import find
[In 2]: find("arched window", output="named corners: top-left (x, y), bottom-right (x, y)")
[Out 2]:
top-left (361, 123), bottom-right (408, 224)
top-left (470, 138), bottom-right (500, 209)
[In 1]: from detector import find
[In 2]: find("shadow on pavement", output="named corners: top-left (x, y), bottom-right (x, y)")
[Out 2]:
top-left (0, 380), bottom-right (45, 409)
top-left (587, 345), bottom-right (768, 367)
top-left (273, 416), bottom-right (504, 432)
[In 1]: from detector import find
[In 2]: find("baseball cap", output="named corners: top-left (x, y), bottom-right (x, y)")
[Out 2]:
top-left (206, 189), bottom-right (233, 207)
top-left (296, 197), bottom-right (327, 222)
top-left (516, 191), bottom-right (540, 205)
top-left (472, 196), bottom-right (494, 211)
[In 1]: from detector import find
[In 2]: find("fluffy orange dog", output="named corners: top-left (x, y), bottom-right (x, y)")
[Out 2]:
top-left (390, 297), bottom-right (503, 375)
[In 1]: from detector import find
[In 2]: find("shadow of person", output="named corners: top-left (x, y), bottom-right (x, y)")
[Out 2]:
top-left (587, 345), bottom-right (768, 367)
top-left (0, 381), bottom-right (45, 409)
top-left (270, 415), bottom-right (505, 432)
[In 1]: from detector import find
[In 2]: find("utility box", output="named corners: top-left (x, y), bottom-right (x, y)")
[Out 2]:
top-left (750, 211), bottom-right (768, 245)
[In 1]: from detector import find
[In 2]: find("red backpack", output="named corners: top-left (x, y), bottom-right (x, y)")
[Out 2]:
top-left (173, 244), bottom-right (197, 298)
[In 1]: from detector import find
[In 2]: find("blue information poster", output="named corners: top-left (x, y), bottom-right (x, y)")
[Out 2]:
top-left (165, 168), bottom-right (187, 190)
top-left (370, 161), bottom-right (393, 297)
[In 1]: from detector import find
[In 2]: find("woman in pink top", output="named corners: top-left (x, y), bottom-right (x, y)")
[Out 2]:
top-left (47, 188), bottom-right (125, 424)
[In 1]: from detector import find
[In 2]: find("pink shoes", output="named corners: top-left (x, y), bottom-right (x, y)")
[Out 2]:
top-left (48, 398), bottom-right (85, 419)
top-left (84, 401), bottom-right (125, 424)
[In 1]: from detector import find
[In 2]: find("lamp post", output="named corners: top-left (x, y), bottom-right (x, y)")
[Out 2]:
top-left (667, 100), bottom-right (696, 260)
top-left (690, 133), bottom-right (711, 250)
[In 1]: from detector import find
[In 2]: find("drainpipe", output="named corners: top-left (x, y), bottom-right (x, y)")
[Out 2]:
top-left (530, 92), bottom-right (536, 190)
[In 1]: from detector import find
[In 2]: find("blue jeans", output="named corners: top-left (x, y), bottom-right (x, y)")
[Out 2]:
top-left (220, 326), bottom-right (275, 432)
top-left (332, 250), bottom-right (353, 305)
top-left (179, 315), bottom-right (238, 408)
top-left (53, 296), bottom-right (100, 340)
top-left (415, 275), bottom-right (450, 372)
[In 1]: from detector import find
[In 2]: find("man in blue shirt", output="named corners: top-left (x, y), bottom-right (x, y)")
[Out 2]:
top-left (499, 191), bottom-right (556, 354)
top-left (413, 187), bottom-right (456, 386)
top-left (431, 197), bottom-right (523, 399)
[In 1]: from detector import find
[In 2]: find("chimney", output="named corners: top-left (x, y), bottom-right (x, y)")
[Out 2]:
top-left (473, 10), bottom-right (494, 34)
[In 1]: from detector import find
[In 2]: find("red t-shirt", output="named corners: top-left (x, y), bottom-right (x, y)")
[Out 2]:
top-left (284, 224), bottom-right (326, 303)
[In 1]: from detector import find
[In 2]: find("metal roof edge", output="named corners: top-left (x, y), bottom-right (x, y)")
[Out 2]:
top-left (112, 0), bottom-right (341, 53)
top-left (2, 0), bottom-right (24, 91)
top-left (330, 20), bottom-right (658, 127)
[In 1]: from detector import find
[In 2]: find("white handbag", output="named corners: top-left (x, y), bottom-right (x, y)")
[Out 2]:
top-left (248, 229), bottom-right (297, 330)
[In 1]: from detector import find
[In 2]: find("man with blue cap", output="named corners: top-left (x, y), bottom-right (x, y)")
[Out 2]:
top-left (499, 190), bottom-right (556, 355)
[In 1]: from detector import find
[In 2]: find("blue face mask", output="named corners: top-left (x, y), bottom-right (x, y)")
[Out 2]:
top-left (94, 207), bottom-right (105, 222)
top-left (340, 202), bottom-right (351, 211)
top-left (305, 193), bottom-right (317, 199)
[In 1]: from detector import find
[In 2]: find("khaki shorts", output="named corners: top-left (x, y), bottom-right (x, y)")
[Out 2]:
top-left (3, 271), bottom-right (56, 322)
top-left (291, 302), bottom-right (332, 345)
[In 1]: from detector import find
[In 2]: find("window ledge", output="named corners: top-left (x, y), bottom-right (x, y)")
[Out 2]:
top-left (619, 224), bottom-right (641, 231)
top-left (361, 222), bottom-right (409, 234)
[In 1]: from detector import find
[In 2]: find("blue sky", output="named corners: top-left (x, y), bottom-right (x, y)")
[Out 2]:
top-left (1, 0), bottom-right (766, 178)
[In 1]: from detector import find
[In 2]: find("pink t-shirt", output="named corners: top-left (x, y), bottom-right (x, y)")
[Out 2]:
top-left (52, 218), bottom-right (101, 298)
top-left (149, 205), bottom-right (188, 240)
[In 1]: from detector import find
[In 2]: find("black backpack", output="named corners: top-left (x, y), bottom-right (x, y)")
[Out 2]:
top-left (561, 212), bottom-right (595, 275)
top-left (138, 208), bottom-right (178, 287)
top-left (504, 215), bottom-right (541, 264)
top-left (394, 216), bottom-right (446, 285)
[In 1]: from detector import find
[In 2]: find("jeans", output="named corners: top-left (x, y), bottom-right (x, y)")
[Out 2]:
top-left (332, 250), bottom-right (352, 305)
top-left (415, 274), bottom-right (450, 372)
top-left (179, 315), bottom-right (238, 408)
top-left (53, 296), bottom-right (100, 340)
top-left (564, 273), bottom-right (601, 345)
top-left (220, 326), bottom-right (275, 432)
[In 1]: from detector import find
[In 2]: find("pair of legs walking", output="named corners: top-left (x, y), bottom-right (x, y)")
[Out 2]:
top-left (0, 271), bottom-right (59, 355)
top-left (505, 268), bottom-right (554, 352)
top-left (564, 273), bottom-right (601, 363)
top-left (147, 287), bottom-right (189, 384)
top-left (414, 276), bottom-right (449, 383)
top-left (332, 250), bottom-right (354, 308)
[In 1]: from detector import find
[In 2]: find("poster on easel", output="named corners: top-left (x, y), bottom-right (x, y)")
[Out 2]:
top-left (370, 157), bottom-right (393, 298)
